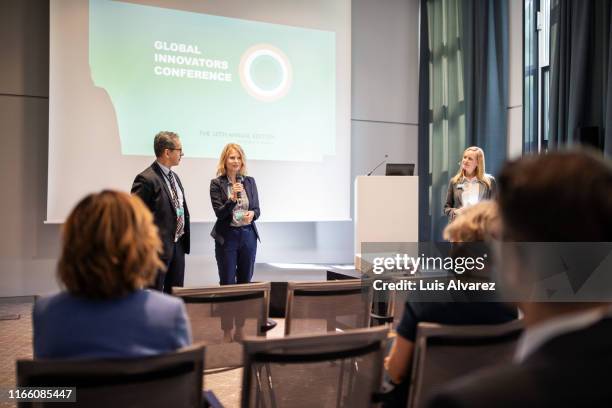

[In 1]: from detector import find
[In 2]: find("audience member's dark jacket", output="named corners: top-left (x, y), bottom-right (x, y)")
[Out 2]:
top-left (427, 317), bottom-right (612, 408)
top-left (384, 291), bottom-right (517, 408)
top-left (397, 299), bottom-right (518, 342)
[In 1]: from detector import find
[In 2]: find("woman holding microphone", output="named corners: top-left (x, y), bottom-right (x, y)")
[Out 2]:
top-left (210, 143), bottom-right (260, 285)
top-left (444, 146), bottom-right (496, 222)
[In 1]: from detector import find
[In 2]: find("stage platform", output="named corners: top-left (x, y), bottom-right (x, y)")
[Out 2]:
top-left (252, 262), bottom-right (359, 281)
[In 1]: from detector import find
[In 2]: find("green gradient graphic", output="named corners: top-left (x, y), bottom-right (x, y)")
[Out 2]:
top-left (89, 0), bottom-right (336, 161)
top-left (252, 56), bottom-right (283, 90)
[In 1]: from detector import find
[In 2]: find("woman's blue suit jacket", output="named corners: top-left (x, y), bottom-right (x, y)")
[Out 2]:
top-left (209, 175), bottom-right (261, 245)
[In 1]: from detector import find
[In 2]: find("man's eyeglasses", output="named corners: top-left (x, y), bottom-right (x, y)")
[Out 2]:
top-left (168, 148), bottom-right (184, 155)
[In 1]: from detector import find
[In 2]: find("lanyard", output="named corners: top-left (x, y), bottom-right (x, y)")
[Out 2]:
top-left (164, 171), bottom-right (180, 204)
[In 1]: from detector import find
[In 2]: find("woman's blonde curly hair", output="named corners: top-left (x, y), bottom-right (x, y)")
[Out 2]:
top-left (443, 200), bottom-right (500, 242)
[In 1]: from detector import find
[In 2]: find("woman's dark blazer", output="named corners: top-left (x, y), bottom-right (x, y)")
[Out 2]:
top-left (210, 175), bottom-right (260, 245)
top-left (444, 174), bottom-right (497, 220)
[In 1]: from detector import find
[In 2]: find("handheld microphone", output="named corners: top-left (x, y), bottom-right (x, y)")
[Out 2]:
top-left (236, 175), bottom-right (244, 199)
top-left (367, 154), bottom-right (389, 176)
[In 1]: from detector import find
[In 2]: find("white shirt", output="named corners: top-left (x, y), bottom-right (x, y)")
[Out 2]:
top-left (460, 177), bottom-right (481, 208)
top-left (514, 307), bottom-right (608, 363)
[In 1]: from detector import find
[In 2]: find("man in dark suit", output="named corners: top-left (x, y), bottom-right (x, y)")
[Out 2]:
top-left (428, 150), bottom-right (612, 408)
top-left (131, 131), bottom-right (190, 293)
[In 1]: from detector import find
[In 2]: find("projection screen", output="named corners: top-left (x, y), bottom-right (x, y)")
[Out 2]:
top-left (48, 0), bottom-right (351, 222)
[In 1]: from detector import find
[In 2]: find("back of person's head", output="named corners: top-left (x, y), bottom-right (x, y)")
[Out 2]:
top-left (498, 149), bottom-right (612, 242)
top-left (58, 190), bottom-right (164, 299)
top-left (443, 201), bottom-right (500, 279)
top-left (443, 200), bottom-right (500, 242)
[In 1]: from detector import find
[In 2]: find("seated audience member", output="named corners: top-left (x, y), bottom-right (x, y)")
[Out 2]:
top-left (428, 150), bottom-right (612, 407)
top-left (33, 190), bottom-right (192, 359)
top-left (384, 201), bottom-right (517, 407)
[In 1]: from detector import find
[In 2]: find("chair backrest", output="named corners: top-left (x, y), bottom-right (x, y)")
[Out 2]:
top-left (378, 276), bottom-right (420, 329)
top-left (16, 345), bottom-right (204, 408)
top-left (285, 280), bottom-right (373, 335)
top-left (242, 326), bottom-right (388, 408)
top-left (408, 319), bottom-right (524, 408)
top-left (173, 282), bottom-right (271, 369)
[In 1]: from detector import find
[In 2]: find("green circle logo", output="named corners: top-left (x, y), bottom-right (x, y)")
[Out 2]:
top-left (239, 44), bottom-right (293, 102)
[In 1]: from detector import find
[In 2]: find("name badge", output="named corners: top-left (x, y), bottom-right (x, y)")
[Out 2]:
top-left (457, 183), bottom-right (465, 190)
top-left (176, 207), bottom-right (185, 217)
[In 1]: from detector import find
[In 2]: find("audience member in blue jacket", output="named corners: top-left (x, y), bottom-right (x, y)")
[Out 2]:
top-left (33, 190), bottom-right (192, 359)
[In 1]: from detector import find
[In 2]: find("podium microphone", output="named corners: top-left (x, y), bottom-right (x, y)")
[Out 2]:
top-left (367, 155), bottom-right (389, 176)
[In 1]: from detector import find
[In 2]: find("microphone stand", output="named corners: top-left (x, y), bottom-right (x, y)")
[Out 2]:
top-left (367, 155), bottom-right (389, 176)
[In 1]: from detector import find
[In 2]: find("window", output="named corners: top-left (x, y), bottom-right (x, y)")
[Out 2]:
top-left (523, 0), bottom-right (551, 153)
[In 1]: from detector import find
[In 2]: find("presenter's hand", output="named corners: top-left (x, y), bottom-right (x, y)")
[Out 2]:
top-left (243, 211), bottom-right (255, 224)
top-left (230, 183), bottom-right (244, 201)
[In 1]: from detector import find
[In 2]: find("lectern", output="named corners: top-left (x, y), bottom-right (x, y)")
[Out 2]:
top-left (354, 176), bottom-right (419, 270)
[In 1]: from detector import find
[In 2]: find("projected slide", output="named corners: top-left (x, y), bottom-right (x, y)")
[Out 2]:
top-left (49, 0), bottom-right (350, 223)
top-left (89, 0), bottom-right (336, 162)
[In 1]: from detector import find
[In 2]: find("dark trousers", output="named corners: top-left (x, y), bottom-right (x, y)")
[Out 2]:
top-left (153, 237), bottom-right (186, 293)
top-left (382, 377), bottom-right (410, 408)
top-left (215, 225), bottom-right (257, 285)
top-left (216, 303), bottom-right (247, 330)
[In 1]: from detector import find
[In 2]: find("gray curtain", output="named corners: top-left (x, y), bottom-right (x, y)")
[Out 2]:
top-left (418, 0), bottom-right (432, 241)
top-left (419, 0), bottom-right (509, 242)
top-left (461, 0), bottom-right (509, 176)
top-left (425, 0), bottom-right (466, 242)
top-left (550, 0), bottom-right (612, 156)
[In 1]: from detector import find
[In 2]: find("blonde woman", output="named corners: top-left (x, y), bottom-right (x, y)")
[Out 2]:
top-left (33, 190), bottom-right (192, 358)
top-left (444, 146), bottom-right (497, 221)
top-left (210, 143), bottom-right (260, 285)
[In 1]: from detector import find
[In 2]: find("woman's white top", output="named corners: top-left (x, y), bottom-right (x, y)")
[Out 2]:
top-left (460, 177), bottom-right (481, 208)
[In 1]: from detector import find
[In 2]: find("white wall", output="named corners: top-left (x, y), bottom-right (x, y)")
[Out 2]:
top-left (0, 0), bottom-right (421, 296)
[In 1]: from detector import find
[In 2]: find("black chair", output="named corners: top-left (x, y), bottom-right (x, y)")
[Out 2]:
top-left (284, 280), bottom-right (373, 336)
top-left (16, 345), bottom-right (205, 408)
top-left (408, 319), bottom-right (524, 408)
top-left (370, 276), bottom-right (425, 328)
top-left (173, 282), bottom-right (275, 370)
top-left (205, 326), bottom-right (389, 408)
